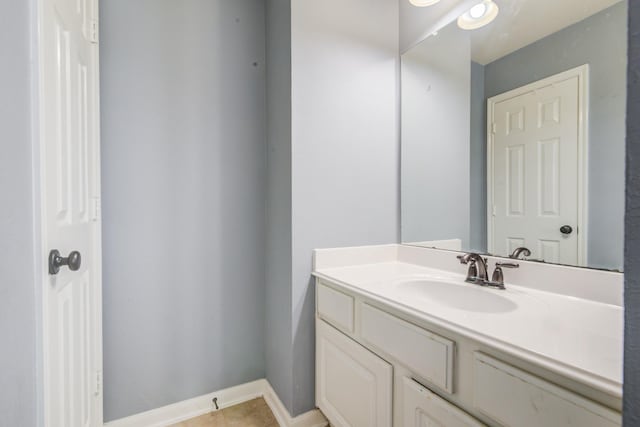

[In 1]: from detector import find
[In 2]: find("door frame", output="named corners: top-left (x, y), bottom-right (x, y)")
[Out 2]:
top-left (36, 0), bottom-right (103, 424)
top-left (486, 64), bottom-right (589, 266)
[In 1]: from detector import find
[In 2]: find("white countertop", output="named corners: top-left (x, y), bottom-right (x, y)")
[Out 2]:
top-left (313, 247), bottom-right (623, 398)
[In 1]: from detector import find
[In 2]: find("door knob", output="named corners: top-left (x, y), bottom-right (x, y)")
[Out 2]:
top-left (49, 249), bottom-right (82, 275)
top-left (560, 225), bottom-right (573, 235)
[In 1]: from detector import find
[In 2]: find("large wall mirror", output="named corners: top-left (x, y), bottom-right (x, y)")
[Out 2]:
top-left (401, 0), bottom-right (627, 271)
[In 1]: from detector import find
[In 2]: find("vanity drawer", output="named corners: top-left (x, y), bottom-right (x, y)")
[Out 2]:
top-left (317, 281), bottom-right (354, 333)
top-left (473, 353), bottom-right (621, 427)
top-left (403, 377), bottom-right (485, 427)
top-left (361, 303), bottom-right (454, 393)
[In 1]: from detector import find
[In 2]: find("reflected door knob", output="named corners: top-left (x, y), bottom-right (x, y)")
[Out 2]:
top-left (560, 225), bottom-right (573, 235)
top-left (49, 249), bottom-right (82, 275)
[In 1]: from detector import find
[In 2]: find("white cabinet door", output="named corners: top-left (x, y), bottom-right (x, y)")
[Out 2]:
top-left (316, 319), bottom-right (392, 427)
top-left (403, 378), bottom-right (485, 427)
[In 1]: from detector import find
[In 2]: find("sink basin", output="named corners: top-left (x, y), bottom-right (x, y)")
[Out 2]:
top-left (395, 280), bottom-right (518, 313)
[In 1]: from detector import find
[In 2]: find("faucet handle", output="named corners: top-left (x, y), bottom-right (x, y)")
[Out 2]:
top-left (457, 254), bottom-right (473, 264)
top-left (495, 262), bottom-right (519, 268)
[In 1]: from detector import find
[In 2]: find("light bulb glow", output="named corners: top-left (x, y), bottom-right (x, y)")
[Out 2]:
top-left (469, 3), bottom-right (487, 19)
top-left (457, 0), bottom-right (499, 30)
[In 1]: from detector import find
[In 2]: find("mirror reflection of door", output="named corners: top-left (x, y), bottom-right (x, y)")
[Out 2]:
top-left (400, 0), bottom-right (626, 271)
top-left (488, 66), bottom-right (587, 266)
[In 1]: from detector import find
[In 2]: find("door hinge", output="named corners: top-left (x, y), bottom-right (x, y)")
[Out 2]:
top-left (491, 123), bottom-right (497, 134)
top-left (492, 205), bottom-right (497, 216)
top-left (95, 370), bottom-right (102, 396)
top-left (89, 19), bottom-right (99, 44)
top-left (91, 197), bottom-right (101, 222)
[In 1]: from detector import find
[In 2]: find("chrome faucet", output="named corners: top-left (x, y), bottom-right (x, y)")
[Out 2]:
top-left (457, 253), bottom-right (489, 284)
top-left (457, 253), bottom-right (514, 290)
top-left (509, 247), bottom-right (531, 259)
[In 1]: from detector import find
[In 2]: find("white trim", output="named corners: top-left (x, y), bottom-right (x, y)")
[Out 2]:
top-left (91, 0), bottom-right (105, 423)
top-left (263, 381), bottom-right (328, 427)
top-left (104, 380), bottom-right (265, 427)
top-left (104, 379), bottom-right (328, 427)
top-left (486, 64), bottom-right (589, 266)
top-left (577, 65), bottom-right (590, 267)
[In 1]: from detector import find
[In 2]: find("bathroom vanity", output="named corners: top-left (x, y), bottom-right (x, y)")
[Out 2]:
top-left (314, 1), bottom-right (627, 425)
top-left (313, 244), bottom-right (622, 427)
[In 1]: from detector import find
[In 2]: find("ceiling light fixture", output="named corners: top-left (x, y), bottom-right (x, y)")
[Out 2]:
top-left (469, 3), bottom-right (487, 19)
top-left (457, 0), bottom-right (499, 30)
top-left (409, 0), bottom-right (440, 7)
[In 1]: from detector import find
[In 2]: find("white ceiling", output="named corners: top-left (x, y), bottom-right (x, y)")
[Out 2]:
top-left (469, 0), bottom-right (624, 65)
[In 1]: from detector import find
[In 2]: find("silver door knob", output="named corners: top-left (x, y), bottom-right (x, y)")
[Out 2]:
top-left (48, 249), bottom-right (81, 275)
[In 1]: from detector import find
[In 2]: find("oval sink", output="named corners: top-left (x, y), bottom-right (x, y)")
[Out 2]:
top-left (395, 280), bottom-right (518, 313)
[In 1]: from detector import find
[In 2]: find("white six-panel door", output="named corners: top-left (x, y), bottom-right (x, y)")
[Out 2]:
top-left (488, 66), bottom-right (588, 266)
top-left (39, 0), bottom-right (102, 425)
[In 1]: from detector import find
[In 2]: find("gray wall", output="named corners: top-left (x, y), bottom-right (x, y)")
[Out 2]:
top-left (101, 0), bottom-right (399, 420)
top-left (100, 1), bottom-right (266, 421)
top-left (265, 0), bottom-right (294, 413)
top-left (483, 2), bottom-right (627, 270)
top-left (624, 1), bottom-right (640, 424)
top-left (0, 1), bottom-right (38, 426)
top-left (401, 24), bottom-right (471, 245)
top-left (289, 0), bottom-right (399, 415)
top-left (470, 61), bottom-right (487, 252)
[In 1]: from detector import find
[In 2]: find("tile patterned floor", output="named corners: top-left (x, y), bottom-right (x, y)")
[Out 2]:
top-left (170, 398), bottom-right (279, 427)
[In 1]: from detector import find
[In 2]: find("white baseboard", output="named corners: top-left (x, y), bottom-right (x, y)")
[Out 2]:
top-left (262, 382), bottom-right (328, 427)
top-left (104, 379), bottom-right (327, 427)
top-left (103, 380), bottom-right (265, 427)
